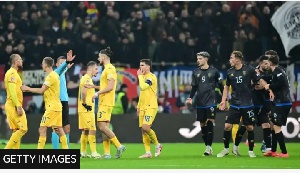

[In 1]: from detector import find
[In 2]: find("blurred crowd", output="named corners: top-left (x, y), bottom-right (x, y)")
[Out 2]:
top-left (0, 1), bottom-right (289, 71)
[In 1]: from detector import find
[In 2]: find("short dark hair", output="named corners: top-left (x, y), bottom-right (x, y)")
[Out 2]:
top-left (268, 55), bottom-right (279, 66)
top-left (9, 54), bottom-right (19, 65)
top-left (57, 56), bottom-right (66, 62)
top-left (231, 51), bottom-right (243, 60)
top-left (43, 57), bottom-right (54, 67)
top-left (197, 51), bottom-right (210, 58)
top-left (100, 47), bottom-right (113, 57)
top-left (258, 55), bottom-right (269, 62)
top-left (265, 50), bottom-right (278, 56)
top-left (87, 61), bottom-right (97, 67)
top-left (140, 59), bottom-right (152, 68)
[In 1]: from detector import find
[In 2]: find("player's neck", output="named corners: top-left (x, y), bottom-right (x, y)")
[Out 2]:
top-left (103, 60), bottom-right (110, 66)
top-left (11, 65), bottom-right (18, 71)
top-left (270, 65), bottom-right (277, 71)
top-left (200, 64), bottom-right (209, 69)
top-left (234, 63), bottom-right (243, 70)
top-left (86, 72), bottom-right (93, 78)
top-left (45, 68), bottom-right (53, 75)
top-left (144, 70), bottom-right (150, 75)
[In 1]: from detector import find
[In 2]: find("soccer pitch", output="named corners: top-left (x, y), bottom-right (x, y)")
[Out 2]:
top-left (1, 143), bottom-right (299, 169)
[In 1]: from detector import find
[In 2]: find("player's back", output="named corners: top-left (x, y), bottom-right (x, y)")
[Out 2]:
top-left (44, 71), bottom-right (62, 111)
top-left (139, 72), bottom-right (158, 109)
top-left (272, 67), bottom-right (291, 104)
top-left (99, 63), bottom-right (117, 107)
top-left (4, 68), bottom-right (23, 106)
top-left (78, 74), bottom-right (95, 112)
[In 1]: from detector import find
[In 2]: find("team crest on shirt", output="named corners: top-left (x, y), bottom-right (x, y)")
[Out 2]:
top-left (230, 73), bottom-right (234, 76)
top-left (243, 71), bottom-right (246, 76)
top-left (10, 77), bottom-right (15, 82)
top-left (197, 74), bottom-right (200, 77)
top-left (208, 73), bottom-right (211, 77)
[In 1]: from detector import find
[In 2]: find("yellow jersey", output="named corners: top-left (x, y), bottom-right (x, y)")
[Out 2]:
top-left (4, 68), bottom-right (23, 106)
top-left (99, 63), bottom-right (117, 107)
top-left (137, 72), bottom-right (158, 109)
top-left (78, 74), bottom-right (95, 112)
top-left (43, 71), bottom-right (62, 111)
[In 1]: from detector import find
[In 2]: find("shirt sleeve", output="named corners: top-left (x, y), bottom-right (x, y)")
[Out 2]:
top-left (250, 67), bottom-right (261, 84)
top-left (43, 75), bottom-right (53, 87)
top-left (106, 68), bottom-right (117, 81)
top-left (7, 73), bottom-right (17, 84)
top-left (191, 71), bottom-right (197, 86)
top-left (54, 61), bottom-right (68, 76)
top-left (269, 71), bottom-right (284, 91)
top-left (225, 73), bottom-right (231, 86)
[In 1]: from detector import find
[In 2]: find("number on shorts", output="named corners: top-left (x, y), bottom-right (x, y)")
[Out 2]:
top-left (247, 110), bottom-right (254, 118)
top-left (41, 116), bottom-right (47, 123)
top-left (144, 115), bottom-right (150, 122)
top-left (98, 112), bottom-right (102, 119)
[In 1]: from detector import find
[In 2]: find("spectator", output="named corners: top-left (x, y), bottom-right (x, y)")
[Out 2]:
top-left (127, 97), bottom-right (139, 114)
top-left (112, 84), bottom-right (129, 115)
top-left (158, 94), bottom-right (171, 113)
top-left (176, 84), bottom-right (194, 114)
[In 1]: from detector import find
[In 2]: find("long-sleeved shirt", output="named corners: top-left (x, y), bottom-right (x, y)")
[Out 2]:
top-left (54, 61), bottom-right (69, 101)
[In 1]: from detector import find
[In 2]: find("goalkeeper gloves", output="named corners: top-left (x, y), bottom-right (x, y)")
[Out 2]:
top-left (82, 103), bottom-right (92, 111)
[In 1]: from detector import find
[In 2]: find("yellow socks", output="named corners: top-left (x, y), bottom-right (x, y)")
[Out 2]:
top-left (37, 136), bottom-right (46, 149)
top-left (148, 129), bottom-right (159, 146)
top-left (5, 130), bottom-right (24, 149)
top-left (232, 124), bottom-right (239, 143)
top-left (142, 133), bottom-right (151, 152)
top-left (88, 135), bottom-right (97, 153)
top-left (110, 136), bottom-right (121, 148)
top-left (103, 140), bottom-right (111, 154)
top-left (60, 135), bottom-right (69, 149)
top-left (80, 134), bottom-right (88, 153)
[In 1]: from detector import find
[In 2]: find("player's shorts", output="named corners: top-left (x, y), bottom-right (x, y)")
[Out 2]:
top-left (40, 110), bottom-right (62, 127)
top-left (97, 105), bottom-right (113, 122)
top-left (79, 112), bottom-right (96, 130)
top-left (256, 101), bottom-right (272, 126)
top-left (61, 101), bottom-right (70, 126)
top-left (139, 108), bottom-right (158, 127)
top-left (196, 106), bottom-right (216, 123)
top-left (5, 104), bottom-right (28, 131)
top-left (225, 106), bottom-right (256, 125)
top-left (270, 105), bottom-right (292, 126)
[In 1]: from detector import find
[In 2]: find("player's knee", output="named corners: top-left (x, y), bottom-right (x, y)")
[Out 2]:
top-left (246, 125), bottom-right (254, 131)
top-left (224, 124), bottom-right (232, 131)
top-left (142, 125), bottom-right (150, 132)
top-left (89, 130), bottom-right (96, 135)
top-left (273, 125), bottom-right (281, 133)
top-left (38, 127), bottom-right (47, 135)
top-left (262, 123), bottom-right (270, 129)
top-left (21, 127), bottom-right (28, 134)
top-left (64, 127), bottom-right (70, 134)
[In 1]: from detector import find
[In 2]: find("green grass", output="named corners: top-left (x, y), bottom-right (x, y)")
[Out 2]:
top-left (1, 143), bottom-right (299, 169)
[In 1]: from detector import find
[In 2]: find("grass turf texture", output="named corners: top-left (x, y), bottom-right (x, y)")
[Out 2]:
top-left (1, 143), bottom-right (299, 169)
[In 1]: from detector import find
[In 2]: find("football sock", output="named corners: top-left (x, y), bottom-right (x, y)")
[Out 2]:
top-left (234, 127), bottom-right (245, 146)
top-left (37, 136), bottom-right (47, 149)
top-left (60, 135), bottom-right (69, 149)
top-left (223, 130), bottom-right (231, 148)
top-left (13, 139), bottom-right (20, 149)
top-left (271, 130), bottom-right (277, 152)
top-left (66, 133), bottom-right (70, 149)
top-left (110, 136), bottom-right (122, 148)
top-left (5, 130), bottom-right (24, 149)
top-left (142, 133), bottom-right (151, 152)
top-left (206, 121), bottom-right (214, 146)
top-left (148, 129), bottom-right (159, 146)
top-left (88, 135), bottom-right (96, 153)
top-left (51, 132), bottom-right (59, 149)
top-left (276, 131), bottom-right (287, 154)
top-left (80, 134), bottom-right (88, 153)
top-left (201, 126), bottom-right (208, 146)
top-left (231, 124), bottom-right (239, 143)
top-left (103, 140), bottom-right (111, 154)
top-left (263, 128), bottom-right (272, 148)
top-left (247, 130), bottom-right (255, 151)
